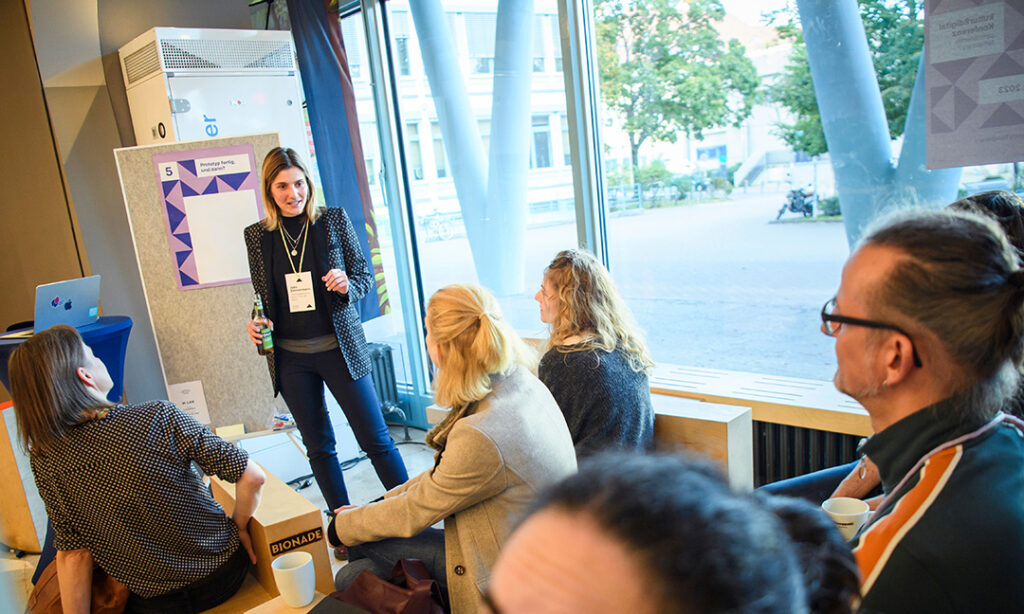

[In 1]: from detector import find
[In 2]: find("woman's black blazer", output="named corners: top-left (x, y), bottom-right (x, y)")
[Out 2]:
top-left (243, 206), bottom-right (374, 394)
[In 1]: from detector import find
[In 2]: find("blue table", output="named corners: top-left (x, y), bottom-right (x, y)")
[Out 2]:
top-left (0, 316), bottom-right (133, 402)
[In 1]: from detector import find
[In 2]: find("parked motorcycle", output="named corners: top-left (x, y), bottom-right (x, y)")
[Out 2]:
top-left (776, 187), bottom-right (816, 220)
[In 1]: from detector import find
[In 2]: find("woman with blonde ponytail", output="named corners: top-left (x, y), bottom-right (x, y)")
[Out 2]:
top-left (328, 284), bottom-right (576, 613)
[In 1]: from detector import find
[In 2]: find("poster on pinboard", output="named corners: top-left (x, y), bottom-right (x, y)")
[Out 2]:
top-left (152, 145), bottom-right (263, 289)
top-left (116, 133), bottom-right (282, 431)
top-left (926, 0), bottom-right (1024, 168)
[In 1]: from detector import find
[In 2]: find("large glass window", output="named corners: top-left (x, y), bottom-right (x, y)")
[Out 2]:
top-left (391, 11), bottom-right (412, 77)
top-left (560, 113), bottom-right (571, 166)
top-left (383, 1), bottom-right (578, 336)
top-left (338, 9), bottom-right (415, 387)
top-left (588, 1), bottom-right (848, 380)
top-left (532, 16), bottom-right (546, 73)
top-left (582, 0), bottom-right (1014, 382)
top-left (530, 115), bottom-right (552, 169)
top-left (478, 119), bottom-right (491, 156)
top-left (551, 15), bottom-right (562, 72)
top-left (465, 13), bottom-right (497, 75)
top-left (341, 16), bottom-right (362, 80)
top-left (432, 121), bottom-right (448, 179)
top-left (405, 121), bottom-right (423, 180)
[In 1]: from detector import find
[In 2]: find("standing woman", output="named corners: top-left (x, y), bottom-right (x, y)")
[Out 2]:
top-left (11, 325), bottom-right (266, 613)
top-left (328, 284), bottom-right (577, 614)
top-left (243, 147), bottom-right (407, 512)
top-left (536, 249), bottom-right (655, 457)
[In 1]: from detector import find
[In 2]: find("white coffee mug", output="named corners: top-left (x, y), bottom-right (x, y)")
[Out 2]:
top-left (271, 551), bottom-right (315, 607)
top-left (822, 496), bottom-right (871, 541)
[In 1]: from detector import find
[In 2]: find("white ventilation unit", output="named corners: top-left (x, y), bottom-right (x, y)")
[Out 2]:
top-left (118, 27), bottom-right (310, 157)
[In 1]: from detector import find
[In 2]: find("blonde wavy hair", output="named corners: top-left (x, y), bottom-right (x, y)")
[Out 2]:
top-left (543, 249), bottom-right (654, 373)
top-left (424, 284), bottom-right (535, 449)
top-left (260, 147), bottom-right (322, 231)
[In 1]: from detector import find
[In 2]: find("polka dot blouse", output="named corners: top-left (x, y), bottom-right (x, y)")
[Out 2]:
top-left (29, 400), bottom-right (249, 598)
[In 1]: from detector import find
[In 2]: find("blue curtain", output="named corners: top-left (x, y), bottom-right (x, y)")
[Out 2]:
top-left (287, 0), bottom-right (386, 320)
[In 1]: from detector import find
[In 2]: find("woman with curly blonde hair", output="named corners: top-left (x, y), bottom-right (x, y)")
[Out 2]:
top-left (536, 249), bottom-right (655, 457)
top-left (329, 284), bottom-right (576, 613)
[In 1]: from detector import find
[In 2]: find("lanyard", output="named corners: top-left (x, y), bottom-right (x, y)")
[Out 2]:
top-left (279, 220), bottom-right (309, 274)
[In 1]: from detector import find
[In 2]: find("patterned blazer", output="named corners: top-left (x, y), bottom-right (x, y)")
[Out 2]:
top-left (243, 207), bottom-right (374, 394)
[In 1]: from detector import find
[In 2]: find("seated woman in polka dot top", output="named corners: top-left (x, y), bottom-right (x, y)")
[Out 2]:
top-left (9, 325), bottom-right (266, 613)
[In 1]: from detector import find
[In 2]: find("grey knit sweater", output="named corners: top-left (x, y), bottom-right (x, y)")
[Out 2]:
top-left (538, 344), bottom-right (654, 458)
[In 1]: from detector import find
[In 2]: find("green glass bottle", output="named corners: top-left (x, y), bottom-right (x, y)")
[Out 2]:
top-left (252, 294), bottom-right (274, 355)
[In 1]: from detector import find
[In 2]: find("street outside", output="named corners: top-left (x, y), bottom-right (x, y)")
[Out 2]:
top-left (408, 190), bottom-right (850, 382)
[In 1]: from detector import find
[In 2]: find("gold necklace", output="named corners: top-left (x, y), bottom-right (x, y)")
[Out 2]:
top-left (280, 221), bottom-right (309, 274)
top-left (280, 220), bottom-right (308, 256)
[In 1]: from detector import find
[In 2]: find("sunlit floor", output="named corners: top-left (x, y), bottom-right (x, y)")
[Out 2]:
top-left (1, 425), bottom-right (436, 611)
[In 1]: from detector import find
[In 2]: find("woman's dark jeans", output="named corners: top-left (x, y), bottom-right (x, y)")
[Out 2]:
top-left (278, 347), bottom-right (409, 510)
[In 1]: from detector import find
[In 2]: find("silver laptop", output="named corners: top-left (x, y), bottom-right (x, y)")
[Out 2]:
top-left (34, 275), bottom-right (101, 332)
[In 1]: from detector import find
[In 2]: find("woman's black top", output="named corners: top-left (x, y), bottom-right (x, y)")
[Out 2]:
top-left (271, 215), bottom-right (335, 340)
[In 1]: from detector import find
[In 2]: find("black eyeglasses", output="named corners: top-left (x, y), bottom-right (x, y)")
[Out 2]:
top-left (820, 297), bottom-right (923, 368)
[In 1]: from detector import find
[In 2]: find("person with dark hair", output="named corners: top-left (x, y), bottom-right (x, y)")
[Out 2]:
top-left (535, 249), bottom-right (655, 457)
top-left (821, 208), bottom-right (1024, 611)
top-left (11, 325), bottom-right (266, 613)
top-left (243, 147), bottom-right (408, 516)
top-left (486, 453), bottom-right (810, 614)
top-left (328, 284), bottom-right (576, 614)
top-left (756, 495), bottom-right (860, 614)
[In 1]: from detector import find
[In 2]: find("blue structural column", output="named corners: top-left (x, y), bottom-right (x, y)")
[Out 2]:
top-left (409, 0), bottom-right (533, 295)
top-left (797, 0), bottom-right (893, 245)
top-left (408, 0), bottom-right (489, 273)
top-left (894, 55), bottom-right (962, 207)
top-left (798, 0), bottom-right (960, 245)
top-left (485, 0), bottom-right (533, 295)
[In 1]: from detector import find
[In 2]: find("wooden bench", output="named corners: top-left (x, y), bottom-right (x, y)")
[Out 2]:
top-left (649, 364), bottom-right (871, 437)
top-left (204, 573), bottom-right (326, 613)
top-left (652, 394), bottom-right (753, 490)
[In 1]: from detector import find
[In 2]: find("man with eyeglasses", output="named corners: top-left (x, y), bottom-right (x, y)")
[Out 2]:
top-left (821, 208), bottom-right (1024, 613)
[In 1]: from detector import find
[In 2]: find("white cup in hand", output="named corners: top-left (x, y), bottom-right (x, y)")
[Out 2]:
top-left (271, 551), bottom-right (315, 607)
top-left (822, 497), bottom-right (871, 541)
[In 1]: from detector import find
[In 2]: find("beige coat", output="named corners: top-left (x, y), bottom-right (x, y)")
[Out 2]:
top-left (335, 364), bottom-right (577, 613)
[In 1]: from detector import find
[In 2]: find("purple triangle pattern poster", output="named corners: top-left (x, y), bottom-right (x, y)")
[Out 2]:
top-left (152, 145), bottom-right (262, 290)
top-left (926, 0), bottom-right (1024, 168)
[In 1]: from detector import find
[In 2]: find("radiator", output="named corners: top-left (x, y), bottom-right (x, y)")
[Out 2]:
top-left (753, 421), bottom-right (861, 487)
top-left (367, 342), bottom-right (399, 410)
top-left (366, 342), bottom-right (410, 440)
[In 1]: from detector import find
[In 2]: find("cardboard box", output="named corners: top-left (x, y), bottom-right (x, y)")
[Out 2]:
top-left (210, 464), bottom-right (334, 597)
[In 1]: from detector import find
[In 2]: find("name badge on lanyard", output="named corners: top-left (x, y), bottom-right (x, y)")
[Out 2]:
top-left (285, 271), bottom-right (316, 312)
